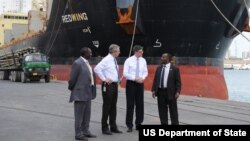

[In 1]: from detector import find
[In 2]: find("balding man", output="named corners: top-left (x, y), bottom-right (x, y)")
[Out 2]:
top-left (94, 44), bottom-right (123, 135)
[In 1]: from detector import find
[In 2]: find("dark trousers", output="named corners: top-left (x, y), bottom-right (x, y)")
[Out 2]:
top-left (125, 80), bottom-right (144, 129)
top-left (74, 101), bottom-right (91, 138)
top-left (157, 89), bottom-right (179, 125)
top-left (101, 82), bottom-right (118, 131)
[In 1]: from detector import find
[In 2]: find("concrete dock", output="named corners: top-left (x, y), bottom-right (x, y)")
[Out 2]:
top-left (0, 80), bottom-right (250, 141)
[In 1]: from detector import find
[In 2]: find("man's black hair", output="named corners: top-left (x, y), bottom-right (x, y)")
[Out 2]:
top-left (133, 45), bottom-right (143, 53)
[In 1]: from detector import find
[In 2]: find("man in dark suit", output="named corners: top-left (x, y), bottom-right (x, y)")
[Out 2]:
top-left (68, 47), bottom-right (97, 141)
top-left (151, 53), bottom-right (181, 125)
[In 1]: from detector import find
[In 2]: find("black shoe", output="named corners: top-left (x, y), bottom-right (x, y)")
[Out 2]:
top-left (102, 130), bottom-right (112, 135)
top-left (136, 124), bottom-right (141, 130)
top-left (111, 129), bottom-right (123, 133)
top-left (84, 133), bottom-right (97, 138)
top-left (75, 136), bottom-right (88, 141)
top-left (127, 128), bottom-right (132, 132)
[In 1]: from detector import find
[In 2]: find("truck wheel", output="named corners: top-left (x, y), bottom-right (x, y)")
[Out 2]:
top-left (3, 71), bottom-right (10, 80)
top-left (16, 71), bottom-right (21, 82)
top-left (45, 75), bottom-right (50, 83)
top-left (21, 72), bottom-right (27, 83)
top-left (0, 72), bottom-right (2, 80)
top-left (0, 71), bottom-right (3, 80)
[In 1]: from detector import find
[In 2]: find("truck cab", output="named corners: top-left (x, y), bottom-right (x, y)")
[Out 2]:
top-left (21, 53), bottom-right (50, 83)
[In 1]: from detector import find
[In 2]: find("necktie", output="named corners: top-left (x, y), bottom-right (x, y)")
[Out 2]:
top-left (135, 58), bottom-right (139, 78)
top-left (160, 65), bottom-right (166, 88)
top-left (114, 58), bottom-right (119, 82)
top-left (86, 61), bottom-right (94, 85)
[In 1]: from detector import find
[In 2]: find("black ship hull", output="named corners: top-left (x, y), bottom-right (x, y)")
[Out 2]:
top-left (2, 0), bottom-right (250, 99)
top-left (46, 0), bottom-right (248, 59)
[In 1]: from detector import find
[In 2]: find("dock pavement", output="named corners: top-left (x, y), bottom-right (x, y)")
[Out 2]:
top-left (0, 80), bottom-right (250, 141)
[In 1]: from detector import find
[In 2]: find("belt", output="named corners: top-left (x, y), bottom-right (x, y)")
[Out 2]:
top-left (158, 87), bottom-right (168, 90)
top-left (102, 82), bottom-right (118, 85)
top-left (127, 80), bottom-right (143, 84)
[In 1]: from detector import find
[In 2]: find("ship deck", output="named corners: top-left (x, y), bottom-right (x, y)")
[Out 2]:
top-left (0, 80), bottom-right (250, 141)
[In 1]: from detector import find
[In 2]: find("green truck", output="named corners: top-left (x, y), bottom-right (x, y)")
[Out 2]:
top-left (0, 47), bottom-right (50, 83)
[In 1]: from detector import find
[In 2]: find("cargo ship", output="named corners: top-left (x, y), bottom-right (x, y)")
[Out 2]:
top-left (1, 0), bottom-right (250, 100)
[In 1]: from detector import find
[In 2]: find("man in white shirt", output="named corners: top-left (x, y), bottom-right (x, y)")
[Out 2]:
top-left (123, 45), bottom-right (148, 132)
top-left (94, 44), bottom-right (123, 135)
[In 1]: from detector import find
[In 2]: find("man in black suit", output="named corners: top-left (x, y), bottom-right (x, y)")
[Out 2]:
top-left (151, 53), bottom-right (181, 125)
top-left (68, 47), bottom-right (97, 140)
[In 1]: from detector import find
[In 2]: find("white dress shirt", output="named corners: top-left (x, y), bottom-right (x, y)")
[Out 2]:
top-left (81, 57), bottom-right (94, 85)
top-left (123, 55), bottom-right (148, 81)
top-left (94, 54), bottom-right (119, 82)
top-left (160, 63), bottom-right (170, 88)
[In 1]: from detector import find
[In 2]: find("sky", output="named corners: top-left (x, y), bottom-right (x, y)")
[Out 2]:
top-left (0, 0), bottom-right (250, 57)
top-left (0, 0), bottom-right (32, 13)
top-left (229, 32), bottom-right (250, 58)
